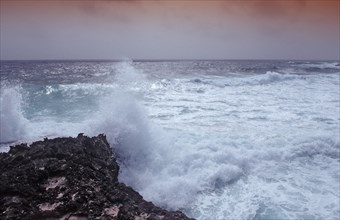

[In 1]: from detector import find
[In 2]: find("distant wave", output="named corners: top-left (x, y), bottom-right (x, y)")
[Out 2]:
top-left (297, 62), bottom-right (340, 69)
top-left (226, 71), bottom-right (301, 86)
top-left (188, 71), bottom-right (304, 88)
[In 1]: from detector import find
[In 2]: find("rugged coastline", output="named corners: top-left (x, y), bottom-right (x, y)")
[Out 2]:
top-left (0, 134), bottom-right (193, 220)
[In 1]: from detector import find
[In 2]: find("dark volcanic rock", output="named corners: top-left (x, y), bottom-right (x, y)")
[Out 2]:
top-left (0, 134), bottom-right (193, 220)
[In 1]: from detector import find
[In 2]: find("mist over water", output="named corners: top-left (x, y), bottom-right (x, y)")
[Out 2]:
top-left (0, 60), bottom-right (339, 219)
top-left (0, 85), bottom-right (28, 143)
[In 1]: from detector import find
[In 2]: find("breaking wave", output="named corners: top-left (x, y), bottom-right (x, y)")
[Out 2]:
top-left (0, 61), bottom-right (339, 219)
top-left (0, 85), bottom-right (28, 144)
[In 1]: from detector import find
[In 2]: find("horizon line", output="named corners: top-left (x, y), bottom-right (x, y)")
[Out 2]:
top-left (1, 58), bottom-right (338, 62)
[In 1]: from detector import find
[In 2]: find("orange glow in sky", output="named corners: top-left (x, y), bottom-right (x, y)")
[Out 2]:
top-left (1, 0), bottom-right (339, 60)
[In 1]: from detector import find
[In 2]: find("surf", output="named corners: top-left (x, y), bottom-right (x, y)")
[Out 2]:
top-left (0, 60), bottom-right (339, 219)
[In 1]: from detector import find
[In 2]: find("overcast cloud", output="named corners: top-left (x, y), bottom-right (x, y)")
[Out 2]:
top-left (0, 0), bottom-right (339, 60)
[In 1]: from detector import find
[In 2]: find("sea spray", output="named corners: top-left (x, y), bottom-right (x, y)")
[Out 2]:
top-left (88, 92), bottom-right (153, 167)
top-left (0, 60), bottom-right (339, 219)
top-left (83, 62), bottom-right (249, 210)
top-left (0, 85), bottom-right (28, 143)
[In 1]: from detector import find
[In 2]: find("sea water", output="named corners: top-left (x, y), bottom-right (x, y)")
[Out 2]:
top-left (1, 60), bottom-right (339, 219)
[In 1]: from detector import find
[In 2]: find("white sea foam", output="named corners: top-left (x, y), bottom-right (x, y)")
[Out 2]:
top-left (0, 61), bottom-right (339, 219)
top-left (0, 85), bottom-right (28, 144)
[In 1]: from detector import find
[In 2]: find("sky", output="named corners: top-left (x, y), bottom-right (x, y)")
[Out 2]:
top-left (0, 0), bottom-right (339, 60)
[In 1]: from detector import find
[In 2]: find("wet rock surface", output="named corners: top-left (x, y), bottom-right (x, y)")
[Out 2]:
top-left (0, 134), bottom-right (193, 220)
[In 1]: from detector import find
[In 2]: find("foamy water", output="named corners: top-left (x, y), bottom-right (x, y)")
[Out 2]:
top-left (1, 60), bottom-right (339, 219)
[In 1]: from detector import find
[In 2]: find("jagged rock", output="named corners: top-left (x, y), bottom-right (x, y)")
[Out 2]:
top-left (0, 134), bottom-right (193, 220)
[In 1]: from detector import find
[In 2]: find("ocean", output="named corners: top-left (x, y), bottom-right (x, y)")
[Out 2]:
top-left (0, 60), bottom-right (339, 219)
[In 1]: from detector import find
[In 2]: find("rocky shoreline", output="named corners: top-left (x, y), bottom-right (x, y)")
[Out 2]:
top-left (0, 134), bottom-right (193, 220)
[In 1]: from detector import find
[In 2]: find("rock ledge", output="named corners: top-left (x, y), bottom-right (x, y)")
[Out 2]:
top-left (0, 134), bottom-right (193, 220)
